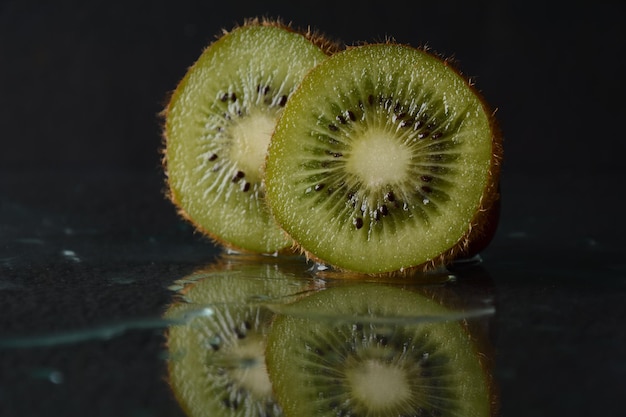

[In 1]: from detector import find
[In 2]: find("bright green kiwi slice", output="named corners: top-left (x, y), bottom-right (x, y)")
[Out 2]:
top-left (265, 43), bottom-right (501, 273)
top-left (266, 284), bottom-right (494, 417)
top-left (163, 20), bottom-right (332, 253)
top-left (164, 253), bottom-right (316, 417)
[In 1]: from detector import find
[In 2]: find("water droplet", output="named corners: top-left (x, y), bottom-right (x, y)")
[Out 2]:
top-left (61, 250), bottom-right (81, 262)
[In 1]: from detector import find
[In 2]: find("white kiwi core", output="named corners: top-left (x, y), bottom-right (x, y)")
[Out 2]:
top-left (229, 111), bottom-right (276, 183)
top-left (346, 359), bottom-right (411, 410)
top-left (228, 336), bottom-right (273, 398)
top-left (346, 128), bottom-right (411, 189)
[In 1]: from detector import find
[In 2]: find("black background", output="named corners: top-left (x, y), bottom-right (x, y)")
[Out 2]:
top-left (1, 1), bottom-right (625, 417)
top-left (2, 1), bottom-right (625, 177)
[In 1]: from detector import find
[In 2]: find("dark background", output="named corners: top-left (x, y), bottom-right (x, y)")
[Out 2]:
top-left (1, 1), bottom-right (625, 417)
top-left (2, 1), bottom-right (625, 177)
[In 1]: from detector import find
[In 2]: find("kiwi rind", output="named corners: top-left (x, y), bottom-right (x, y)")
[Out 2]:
top-left (162, 18), bottom-right (336, 254)
top-left (265, 283), bottom-right (495, 417)
top-left (164, 253), bottom-right (317, 417)
top-left (264, 42), bottom-right (502, 274)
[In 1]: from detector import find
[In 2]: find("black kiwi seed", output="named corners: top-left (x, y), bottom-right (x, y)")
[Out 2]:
top-left (242, 182), bottom-right (251, 192)
top-left (208, 153), bottom-right (218, 161)
top-left (431, 132), bottom-right (443, 139)
top-left (315, 183), bottom-right (325, 191)
top-left (353, 217), bottom-right (364, 229)
top-left (421, 175), bottom-right (433, 183)
top-left (328, 124), bottom-right (339, 132)
top-left (337, 114), bottom-right (347, 124)
top-left (278, 95), bottom-right (288, 107)
top-left (232, 170), bottom-right (245, 183)
top-left (385, 191), bottom-right (396, 202)
top-left (379, 204), bottom-right (389, 216)
top-left (234, 327), bottom-right (246, 339)
top-left (256, 84), bottom-right (271, 95)
top-left (347, 110), bottom-right (356, 121)
top-left (418, 131), bottom-right (430, 139)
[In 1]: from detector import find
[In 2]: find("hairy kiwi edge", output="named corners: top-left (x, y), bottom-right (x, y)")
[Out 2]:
top-left (159, 17), bottom-right (342, 254)
top-left (432, 90), bottom-right (503, 269)
top-left (425, 51), bottom-right (504, 267)
top-left (284, 44), bottom-right (504, 275)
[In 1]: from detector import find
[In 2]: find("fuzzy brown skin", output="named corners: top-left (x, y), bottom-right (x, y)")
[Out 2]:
top-left (160, 17), bottom-right (340, 255)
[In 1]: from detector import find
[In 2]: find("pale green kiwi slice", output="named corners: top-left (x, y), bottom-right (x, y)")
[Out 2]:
top-left (163, 21), bottom-right (331, 253)
top-left (266, 284), bottom-right (494, 417)
top-left (164, 253), bottom-right (317, 417)
top-left (265, 43), bottom-right (501, 273)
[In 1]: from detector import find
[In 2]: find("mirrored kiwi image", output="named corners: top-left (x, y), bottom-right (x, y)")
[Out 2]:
top-left (164, 254), bottom-right (496, 417)
top-left (163, 253), bottom-right (320, 417)
top-left (267, 283), bottom-right (497, 417)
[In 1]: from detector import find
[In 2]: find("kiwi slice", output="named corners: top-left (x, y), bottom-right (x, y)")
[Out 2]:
top-left (266, 284), bottom-right (494, 417)
top-left (164, 253), bottom-right (317, 417)
top-left (162, 19), bottom-right (334, 253)
top-left (265, 43), bottom-right (502, 273)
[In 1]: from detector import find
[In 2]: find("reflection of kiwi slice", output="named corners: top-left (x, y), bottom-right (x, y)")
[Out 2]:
top-left (164, 253), bottom-right (317, 417)
top-left (162, 19), bottom-right (334, 253)
top-left (266, 284), bottom-right (494, 417)
top-left (265, 43), bottom-right (502, 273)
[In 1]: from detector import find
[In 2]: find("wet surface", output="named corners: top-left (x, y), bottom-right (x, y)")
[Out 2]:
top-left (1, 171), bottom-right (624, 417)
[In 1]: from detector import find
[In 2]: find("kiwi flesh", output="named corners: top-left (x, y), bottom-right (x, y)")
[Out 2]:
top-left (264, 43), bottom-right (502, 273)
top-left (162, 19), bottom-right (334, 253)
top-left (164, 253), bottom-right (317, 417)
top-left (266, 284), bottom-right (494, 417)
